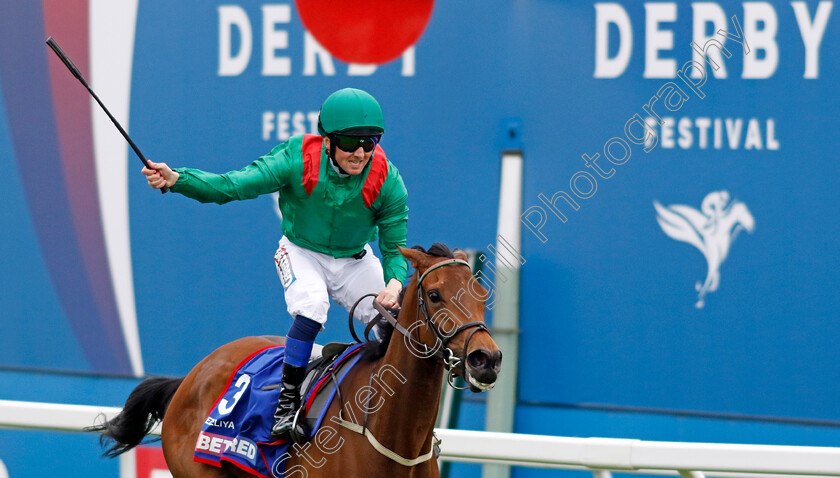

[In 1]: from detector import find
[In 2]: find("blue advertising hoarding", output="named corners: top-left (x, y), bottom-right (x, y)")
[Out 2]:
top-left (0, 1), bottom-right (838, 475)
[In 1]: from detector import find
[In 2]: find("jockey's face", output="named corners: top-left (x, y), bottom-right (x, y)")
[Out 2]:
top-left (325, 137), bottom-right (374, 175)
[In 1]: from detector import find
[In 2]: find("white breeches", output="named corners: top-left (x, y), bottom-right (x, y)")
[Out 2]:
top-left (274, 237), bottom-right (385, 325)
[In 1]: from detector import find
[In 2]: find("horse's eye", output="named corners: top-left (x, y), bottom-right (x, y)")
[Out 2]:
top-left (427, 290), bottom-right (442, 303)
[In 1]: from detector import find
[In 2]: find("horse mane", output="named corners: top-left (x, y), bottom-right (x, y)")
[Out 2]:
top-left (361, 243), bottom-right (455, 361)
top-left (361, 321), bottom-right (393, 361)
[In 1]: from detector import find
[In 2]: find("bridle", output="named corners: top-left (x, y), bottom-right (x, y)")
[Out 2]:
top-left (336, 258), bottom-right (491, 466)
top-left (351, 258), bottom-right (490, 390)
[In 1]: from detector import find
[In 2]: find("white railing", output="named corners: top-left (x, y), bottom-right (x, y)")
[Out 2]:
top-left (1, 400), bottom-right (839, 478)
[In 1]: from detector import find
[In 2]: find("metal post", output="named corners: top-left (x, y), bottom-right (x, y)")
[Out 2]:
top-left (482, 119), bottom-right (523, 478)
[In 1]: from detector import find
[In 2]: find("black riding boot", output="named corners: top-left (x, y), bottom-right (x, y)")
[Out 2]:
top-left (270, 363), bottom-right (307, 440)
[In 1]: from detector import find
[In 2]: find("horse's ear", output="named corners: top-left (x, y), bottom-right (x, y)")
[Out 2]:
top-left (453, 248), bottom-right (469, 262)
top-left (399, 246), bottom-right (431, 270)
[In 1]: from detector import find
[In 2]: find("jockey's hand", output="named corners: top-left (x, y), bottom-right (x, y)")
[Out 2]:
top-left (376, 278), bottom-right (402, 310)
top-left (142, 160), bottom-right (179, 189)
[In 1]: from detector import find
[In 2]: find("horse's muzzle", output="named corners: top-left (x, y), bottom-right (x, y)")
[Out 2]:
top-left (465, 348), bottom-right (502, 392)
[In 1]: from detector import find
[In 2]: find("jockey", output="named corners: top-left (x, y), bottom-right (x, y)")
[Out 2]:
top-left (142, 88), bottom-right (408, 440)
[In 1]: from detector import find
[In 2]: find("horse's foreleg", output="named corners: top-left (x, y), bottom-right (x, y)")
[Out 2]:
top-left (708, 269), bottom-right (720, 292)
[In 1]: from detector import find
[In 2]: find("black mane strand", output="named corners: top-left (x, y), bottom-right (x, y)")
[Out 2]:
top-left (412, 242), bottom-right (455, 258)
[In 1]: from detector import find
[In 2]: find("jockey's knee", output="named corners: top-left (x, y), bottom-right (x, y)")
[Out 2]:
top-left (287, 300), bottom-right (329, 325)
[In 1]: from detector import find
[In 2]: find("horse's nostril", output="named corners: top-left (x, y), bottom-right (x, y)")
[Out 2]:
top-left (467, 350), bottom-right (490, 370)
top-left (491, 350), bottom-right (502, 371)
top-left (468, 349), bottom-right (503, 371)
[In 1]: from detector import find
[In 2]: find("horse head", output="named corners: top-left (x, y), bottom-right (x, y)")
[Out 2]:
top-left (707, 198), bottom-right (755, 262)
top-left (397, 244), bottom-right (502, 393)
top-left (725, 200), bottom-right (755, 236)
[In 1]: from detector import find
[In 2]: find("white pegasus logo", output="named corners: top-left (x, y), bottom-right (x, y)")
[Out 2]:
top-left (654, 191), bottom-right (755, 309)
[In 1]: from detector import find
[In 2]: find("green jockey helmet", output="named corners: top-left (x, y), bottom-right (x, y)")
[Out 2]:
top-left (317, 88), bottom-right (385, 137)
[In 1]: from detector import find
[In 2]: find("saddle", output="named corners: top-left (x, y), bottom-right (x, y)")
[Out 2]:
top-left (193, 341), bottom-right (367, 476)
top-left (296, 342), bottom-right (359, 436)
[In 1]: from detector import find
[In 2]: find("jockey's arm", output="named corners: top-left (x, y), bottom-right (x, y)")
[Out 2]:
top-left (169, 142), bottom-right (294, 204)
top-left (375, 168), bottom-right (409, 307)
top-left (377, 278), bottom-right (403, 309)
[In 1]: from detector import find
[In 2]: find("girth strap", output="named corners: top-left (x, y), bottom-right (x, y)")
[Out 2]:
top-left (331, 417), bottom-right (440, 467)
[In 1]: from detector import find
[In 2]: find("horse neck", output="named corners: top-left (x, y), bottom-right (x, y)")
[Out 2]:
top-left (366, 278), bottom-right (444, 456)
top-left (715, 203), bottom-right (743, 235)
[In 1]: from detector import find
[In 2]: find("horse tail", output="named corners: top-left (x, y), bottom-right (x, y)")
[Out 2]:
top-left (86, 376), bottom-right (184, 457)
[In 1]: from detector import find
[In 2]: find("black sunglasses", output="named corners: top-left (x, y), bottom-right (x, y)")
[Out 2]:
top-left (331, 134), bottom-right (381, 153)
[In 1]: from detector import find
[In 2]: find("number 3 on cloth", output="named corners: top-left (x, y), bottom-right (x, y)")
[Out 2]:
top-left (274, 246), bottom-right (296, 289)
top-left (218, 374), bottom-right (251, 416)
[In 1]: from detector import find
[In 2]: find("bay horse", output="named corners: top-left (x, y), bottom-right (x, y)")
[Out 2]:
top-left (90, 244), bottom-right (502, 477)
